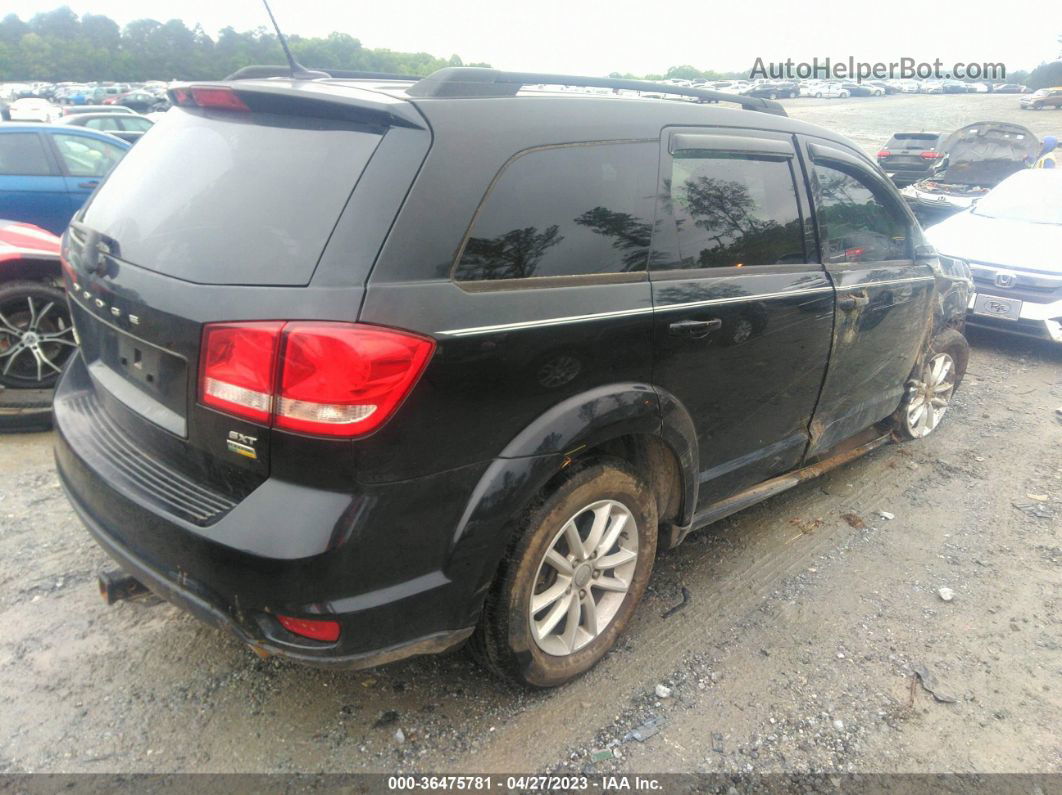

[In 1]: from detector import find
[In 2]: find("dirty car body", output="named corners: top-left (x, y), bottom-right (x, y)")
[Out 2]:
top-left (52, 70), bottom-right (972, 680)
top-left (901, 121), bottom-right (1039, 220)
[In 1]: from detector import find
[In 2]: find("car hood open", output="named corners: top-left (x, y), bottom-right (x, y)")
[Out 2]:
top-left (934, 121), bottom-right (1039, 186)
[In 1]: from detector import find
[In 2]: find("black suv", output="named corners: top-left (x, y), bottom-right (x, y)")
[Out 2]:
top-left (876, 131), bottom-right (947, 186)
top-left (53, 68), bottom-right (972, 687)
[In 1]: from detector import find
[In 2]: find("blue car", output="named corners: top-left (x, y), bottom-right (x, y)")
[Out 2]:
top-left (0, 125), bottom-right (131, 236)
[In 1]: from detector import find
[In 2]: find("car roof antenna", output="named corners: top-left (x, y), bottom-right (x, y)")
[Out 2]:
top-left (260, 0), bottom-right (319, 80)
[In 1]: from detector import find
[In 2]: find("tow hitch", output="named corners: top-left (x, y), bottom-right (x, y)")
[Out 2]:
top-left (98, 569), bottom-right (151, 605)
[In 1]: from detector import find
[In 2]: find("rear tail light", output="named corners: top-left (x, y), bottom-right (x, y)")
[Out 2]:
top-left (277, 614), bottom-right (340, 643)
top-left (920, 151), bottom-right (942, 159)
top-left (199, 321), bottom-right (435, 437)
top-left (200, 322), bottom-right (283, 423)
top-left (876, 149), bottom-right (891, 158)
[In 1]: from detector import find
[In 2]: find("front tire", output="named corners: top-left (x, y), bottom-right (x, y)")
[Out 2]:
top-left (470, 460), bottom-right (658, 687)
top-left (894, 329), bottom-right (969, 440)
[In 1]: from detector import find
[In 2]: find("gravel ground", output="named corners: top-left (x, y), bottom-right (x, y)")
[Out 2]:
top-left (0, 94), bottom-right (1060, 777)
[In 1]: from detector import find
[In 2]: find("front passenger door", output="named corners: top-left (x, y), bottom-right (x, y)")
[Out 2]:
top-left (802, 140), bottom-right (935, 455)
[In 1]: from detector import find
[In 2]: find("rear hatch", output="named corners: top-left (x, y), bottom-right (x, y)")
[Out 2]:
top-left (880, 132), bottom-right (943, 172)
top-left (935, 121), bottom-right (1039, 186)
top-left (61, 81), bottom-right (429, 506)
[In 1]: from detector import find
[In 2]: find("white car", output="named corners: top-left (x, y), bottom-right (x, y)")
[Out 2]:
top-left (925, 169), bottom-right (1062, 343)
top-left (808, 82), bottom-right (850, 98)
top-left (7, 97), bottom-right (60, 123)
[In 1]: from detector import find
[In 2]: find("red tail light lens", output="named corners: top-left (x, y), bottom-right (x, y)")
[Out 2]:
top-left (200, 322), bottom-right (284, 423)
top-left (276, 323), bottom-right (435, 437)
top-left (876, 149), bottom-right (891, 158)
top-left (920, 150), bottom-right (942, 159)
top-left (198, 321), bottom-right (435, 437)
top-left (277, 614), bottom-right (340, 643)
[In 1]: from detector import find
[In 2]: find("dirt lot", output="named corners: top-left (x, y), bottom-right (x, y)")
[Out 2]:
top-left (0, 94), bottom-right (1060, 777)
top-left (783, 91), bottom-right (1061, 158)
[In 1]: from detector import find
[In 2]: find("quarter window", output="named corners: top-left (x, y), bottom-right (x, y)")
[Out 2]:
top-left (659, 151), bottom-right (805, 270)
top-left (0, 133), bottom-right (53, 177)
top-left (453, 142), bottom-right (658, 282)
top-left (812, 163), bottom-right (909, 262)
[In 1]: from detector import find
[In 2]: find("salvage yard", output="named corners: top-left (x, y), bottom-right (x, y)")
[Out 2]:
top-left (1, 93), bottom-right (1060, 776)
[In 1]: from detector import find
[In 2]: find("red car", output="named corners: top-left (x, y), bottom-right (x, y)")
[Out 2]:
top-left (0, 220), bottom-right (75, 430)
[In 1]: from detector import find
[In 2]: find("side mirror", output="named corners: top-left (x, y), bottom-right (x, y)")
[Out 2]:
top-left (914, 244), bottom-right (936, 259)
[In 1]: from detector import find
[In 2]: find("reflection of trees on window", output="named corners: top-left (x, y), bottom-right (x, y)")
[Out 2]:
top-left (455, 225), bottom-right (564, 281)
top-left (814, 164), bottom-right (907, 262)
top-left (674, 175), bottom-right (804, 268)
top-left (452, 141), bottom-right (659, 282)
top-left (574, 207), bottom-right (652, 271)
top-left (663, 154), bottom-right (805, 270)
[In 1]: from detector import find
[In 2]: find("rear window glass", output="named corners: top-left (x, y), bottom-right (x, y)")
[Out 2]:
top-left (454, 142), bottom-right (658, 282)
top-left (80, 108), bottom-right (382, 286)
top-left (887, 133), bottom-right (940, 146)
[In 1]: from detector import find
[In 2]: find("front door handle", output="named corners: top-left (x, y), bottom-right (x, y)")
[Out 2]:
top-left (78, 180), bottom-right (99, 189)
top-left (837, 289), bottom-right (869, 312)
top-left (668, 318), bottom-right (722, 338)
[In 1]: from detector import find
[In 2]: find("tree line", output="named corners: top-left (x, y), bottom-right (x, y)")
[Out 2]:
top-left (0, 6), bottom-right (1051, 87)
top-left (0, 6), bottom-right (489, 82)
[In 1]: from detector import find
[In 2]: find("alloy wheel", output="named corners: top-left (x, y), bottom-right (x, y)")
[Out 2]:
top-left (528, 499), bottom-right (638, 656)
top-left (904, 352), bottom-right (956, 438)
top-left (0, 293), bottom-right (77, 386)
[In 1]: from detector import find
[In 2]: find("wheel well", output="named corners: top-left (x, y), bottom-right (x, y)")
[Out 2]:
top-left (570, 434), bottom-right (684, 533)
top-left (2, 257), bottom-right (61, 285)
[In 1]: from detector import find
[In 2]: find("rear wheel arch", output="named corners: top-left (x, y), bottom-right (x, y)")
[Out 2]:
top-left (1, 257), bottom-right (62, 286)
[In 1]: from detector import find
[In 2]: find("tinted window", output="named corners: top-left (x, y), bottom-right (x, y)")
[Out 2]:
top-left (0, 133), bottom-right (53, 176)
top-left (85, 117), bottom-right (122, 131)
top-left (120, 117), bottom-right (152, 132)
top-left (812, 162), bottom-right (909, 263)
top-left (80, 108), bottom-right (382, 286)
top-left (53, 133), bottom-right (126, 178)
top-left (660, 152), bottom-right (805, 270)
top-left (454, 142), bottom-right (657, 282)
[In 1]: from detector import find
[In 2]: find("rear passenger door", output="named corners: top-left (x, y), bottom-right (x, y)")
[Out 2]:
top-left (801, 139), bottom-right (935, 455)
top-left (0, 130), bottom-right (68, 235)
top-left (649, 129), bottom-right (835, 503)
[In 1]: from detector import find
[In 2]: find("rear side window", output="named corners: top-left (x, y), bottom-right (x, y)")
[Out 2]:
top-left (53, 134), bottom-right (126, 178)
top-left (80, 108), bottom-right (382, 286)
top-left (454, 142), bottom-right (657, 282)
top-left (658, 152), bottom-right (805, 270)
top-left (812, 163), bottom-right (909, 263)
top-left (85, 117), bottom-right (121, 131)
top-left (0, 133), bottom-right (53, 176)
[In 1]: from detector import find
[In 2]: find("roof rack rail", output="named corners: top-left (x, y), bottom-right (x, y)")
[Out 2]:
top-left (407, 67), bottom-right (787, 116)
top-left (224, 65), bottom-right (419, 81)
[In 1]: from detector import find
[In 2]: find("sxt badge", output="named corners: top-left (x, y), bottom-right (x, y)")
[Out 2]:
top-left (226, 431), bottom-right (258, 460)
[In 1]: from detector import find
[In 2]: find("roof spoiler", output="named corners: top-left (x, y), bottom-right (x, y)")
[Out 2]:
top-left (406, 67), bottom-right (788, 116)
top-left (224, 65), bottom-right (419, 81)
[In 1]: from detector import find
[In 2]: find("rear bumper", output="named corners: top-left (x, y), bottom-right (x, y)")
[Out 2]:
top-left (54, 356), bottom-right (487, 668)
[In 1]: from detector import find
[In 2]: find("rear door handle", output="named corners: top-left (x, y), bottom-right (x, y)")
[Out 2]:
top-left (78, 180), bottom-right (99, 189)
top-left (668, 318), bottom-right (722, 338)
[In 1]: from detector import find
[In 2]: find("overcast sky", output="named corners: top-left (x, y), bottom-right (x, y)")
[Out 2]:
top-left (6, 0), bottom-right (1059, 74)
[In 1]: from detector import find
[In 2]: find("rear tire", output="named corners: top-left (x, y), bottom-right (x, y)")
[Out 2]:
top-left (893, 329), bottom-right (969, 441)
top-left (469, 459), bottom-right (657, 687)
